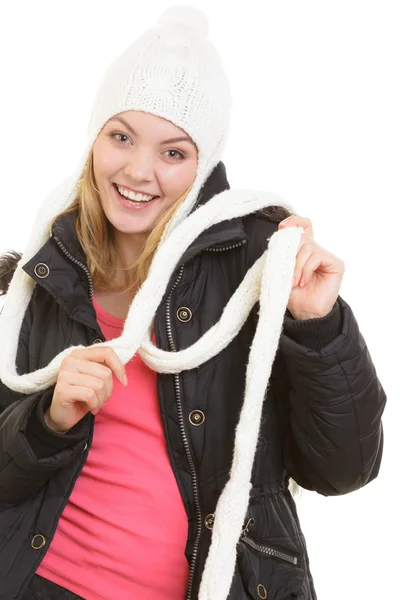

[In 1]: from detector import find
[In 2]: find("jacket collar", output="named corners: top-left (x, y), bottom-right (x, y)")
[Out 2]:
top-left (49, 160), bottom-right (247, 268)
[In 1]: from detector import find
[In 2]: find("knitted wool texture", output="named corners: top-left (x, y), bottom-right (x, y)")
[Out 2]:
top-left (0, 6), bottom-right (303, 599)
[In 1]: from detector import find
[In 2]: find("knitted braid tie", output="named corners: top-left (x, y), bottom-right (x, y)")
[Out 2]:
top-left (0, 187), bottom-right (303, 599)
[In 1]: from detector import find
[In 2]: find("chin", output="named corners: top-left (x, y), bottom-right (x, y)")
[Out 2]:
top-left (110, 209), bottom-right (158, 234)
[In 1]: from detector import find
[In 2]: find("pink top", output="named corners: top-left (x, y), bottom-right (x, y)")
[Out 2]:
top-left (36, 296), bottom-right (189, 599)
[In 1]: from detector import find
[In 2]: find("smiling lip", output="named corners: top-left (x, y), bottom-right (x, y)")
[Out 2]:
top-left (114, 183), bottom-right (159, 197)
top-left (114, 183), bottom-right (159, 211)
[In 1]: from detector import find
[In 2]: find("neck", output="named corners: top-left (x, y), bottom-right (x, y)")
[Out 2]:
top-left (112, 229), bottom-right (148, 270)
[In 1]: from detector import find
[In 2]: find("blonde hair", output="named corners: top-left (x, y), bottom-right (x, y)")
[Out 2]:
top-left (49, 149), bottom-right (196, 297)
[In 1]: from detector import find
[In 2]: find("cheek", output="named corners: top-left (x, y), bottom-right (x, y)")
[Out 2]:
top-left (93, 141), bottom-right (121, 179)
top-left (160, 159), bottom-right (197, 195)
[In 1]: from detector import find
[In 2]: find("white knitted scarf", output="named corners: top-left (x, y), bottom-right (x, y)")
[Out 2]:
top-left (0, 185), bottom-right (303, 599)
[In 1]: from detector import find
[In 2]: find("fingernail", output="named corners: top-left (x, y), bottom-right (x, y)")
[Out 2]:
top-left (122, 374), bottom-right (128, 386)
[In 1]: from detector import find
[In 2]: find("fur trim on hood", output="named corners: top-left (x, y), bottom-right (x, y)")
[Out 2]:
top-left (0, 251), bottom-right (22, 297)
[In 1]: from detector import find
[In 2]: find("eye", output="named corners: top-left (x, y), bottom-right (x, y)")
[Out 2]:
top-left (110, 132), bottom-right (130, 144)
top-left (165, 149), bottom-right (185, 160)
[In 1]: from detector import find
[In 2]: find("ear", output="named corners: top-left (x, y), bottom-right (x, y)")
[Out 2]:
top-left (0, 250), bottom-right (22, 296)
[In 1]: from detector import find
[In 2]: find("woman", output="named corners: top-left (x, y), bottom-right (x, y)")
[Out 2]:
top-left (0, 5), bottom-right (386, 600)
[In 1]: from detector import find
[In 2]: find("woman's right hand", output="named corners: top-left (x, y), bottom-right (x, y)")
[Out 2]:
top-left (44, 347), bottom-right (128, 433)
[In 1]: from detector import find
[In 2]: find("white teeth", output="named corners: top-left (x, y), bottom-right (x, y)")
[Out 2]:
top-left (116, 185), bottom-right (154, 202)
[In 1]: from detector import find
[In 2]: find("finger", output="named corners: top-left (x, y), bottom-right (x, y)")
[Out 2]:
top-left (300, 250), bottom-right (339, 287)
top-left (292, 240), bottom-right (317, 287)
top-left (278, 216), bottom-right (314, 238)
top-left (74, 359), bottom-right (114, 398)
top-left (81, 387), bottom-right (102, 414)
top-left (57, 383), bottom-right (100, 414)
top-left (63, 370), bottom-right (111, 408)
top-left (299, 251), bottom-right (323, 287)
top-left (62, 356), bottom-right (114, 398)
top-left (71, 347), bottom-right (127, 386)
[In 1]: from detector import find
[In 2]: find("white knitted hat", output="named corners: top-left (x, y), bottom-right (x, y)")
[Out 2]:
top-left (0, 5), bottom-right (303, 599)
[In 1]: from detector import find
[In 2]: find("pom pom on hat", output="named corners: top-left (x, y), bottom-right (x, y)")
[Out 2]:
top-left (156, 4), bottom-right (209, 40)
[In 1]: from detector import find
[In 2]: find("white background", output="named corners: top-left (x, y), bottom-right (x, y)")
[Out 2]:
top-left (0, 1), bottom-right (398, 598)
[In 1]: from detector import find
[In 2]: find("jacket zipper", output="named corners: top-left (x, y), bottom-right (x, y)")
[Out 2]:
top-left (52, 235), bottom-right (94, 301)
top-left (165, 239), bottom-right (248, 599)
top-left (240, 535), bottom-right (299, 565)
top-left (240, 518), bottom-right (299, 566)
top-left (165, 264), bottom-right (201, 600)
top-left (205, 239), bottom-right (247, 252)
top-left (51, 235), bottom-right (98, 444)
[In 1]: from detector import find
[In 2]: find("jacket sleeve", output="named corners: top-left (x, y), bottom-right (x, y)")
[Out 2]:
top-left (0, 293), bottom-right (89, 510)
top-left (275, 294), bottom-right (386, 496)
top-left (0, 381), bottom-right (89, 509)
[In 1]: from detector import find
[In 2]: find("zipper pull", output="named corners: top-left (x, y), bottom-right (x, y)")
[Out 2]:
top-left (241, 517), bottom-right (255, 538)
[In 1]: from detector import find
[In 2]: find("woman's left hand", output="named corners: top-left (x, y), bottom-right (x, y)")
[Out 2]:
top-left (278, 215), bottom-right (345, 320)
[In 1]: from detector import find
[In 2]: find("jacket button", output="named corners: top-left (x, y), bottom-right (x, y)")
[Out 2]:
top-left (34, 263), bottom-right (50, 278)
top-left (189, 410), bottom-right (205, 426)
top-left (92, 339), bottom-right (103, 345)
top-left (177, 307), bottom-right (192, 322)
top-left (31, 534), bottom-right (46, 550)
top-left (205, 513), bottom-right (215, 530)
top-left (257, 584), bottom-right (267, 599)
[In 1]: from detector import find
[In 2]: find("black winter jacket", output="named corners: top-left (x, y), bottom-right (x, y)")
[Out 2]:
top-left (0, 162), bottom-right (386, 600)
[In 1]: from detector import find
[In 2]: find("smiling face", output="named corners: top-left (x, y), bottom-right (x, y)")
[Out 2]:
top-left (92, 110), bottom-right (198, 239)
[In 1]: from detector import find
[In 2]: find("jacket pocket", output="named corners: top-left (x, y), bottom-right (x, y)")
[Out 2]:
top-left (241, 534), bottom-right (300, 566)
top-left (228, 521), bottom-right (306, 600)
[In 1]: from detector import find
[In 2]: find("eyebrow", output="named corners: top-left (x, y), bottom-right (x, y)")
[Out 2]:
top-left (109, 116), bottom-right (196, 146)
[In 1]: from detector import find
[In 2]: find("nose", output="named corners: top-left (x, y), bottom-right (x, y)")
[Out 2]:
top-left (124, 150), bottom-right (153, 182)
